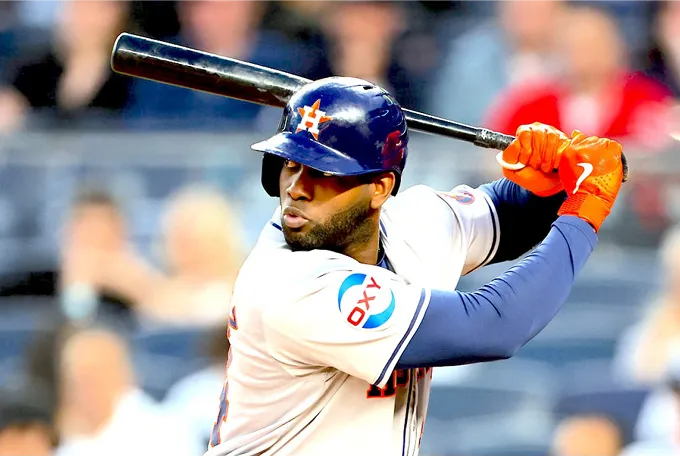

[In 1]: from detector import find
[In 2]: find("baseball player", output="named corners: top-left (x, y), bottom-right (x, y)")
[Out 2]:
top-left (206, 77), bottom-right (624, 456)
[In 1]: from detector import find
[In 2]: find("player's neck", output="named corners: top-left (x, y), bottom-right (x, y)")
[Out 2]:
top-left (342, 229), bottom-right (381, 266)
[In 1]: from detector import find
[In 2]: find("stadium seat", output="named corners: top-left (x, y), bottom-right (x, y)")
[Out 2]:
top-left (0, 325), bottom-right (49, 362)
top-left (132, 351), bottom-right (211, 402)
top-left (516, 335), bottom-right (618, 367)
top-left (427, 359), bottom-right (557, 421)
top-left (465, 442), bottom-right (551, 456)
top-left (131, 326), bottom-right (216, 360)
top-left (539, 302), bottom-right (641, 340)
top-left (420, 411), bottom-right (554, 456)
top-left (427, 384), bottom-right (543, 421)
top-left (0, 357), bottom-right (23, 386)
top-left (567, 278), bottom-right (652, 308)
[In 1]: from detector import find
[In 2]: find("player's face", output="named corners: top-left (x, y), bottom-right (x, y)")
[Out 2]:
top-left (279, 160), bottom-right (375, 252)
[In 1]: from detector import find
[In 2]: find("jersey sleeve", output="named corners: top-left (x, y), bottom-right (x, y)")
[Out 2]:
top-left (384, 184), bottom-right (500, 276)
top-left (262, 260), bottom-right (431, 388)
top-left (438, 184), bottom-right (500, 273)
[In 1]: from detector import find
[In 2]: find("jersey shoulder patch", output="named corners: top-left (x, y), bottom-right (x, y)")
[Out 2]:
top-left (337, 273), bottom-right (396, 331)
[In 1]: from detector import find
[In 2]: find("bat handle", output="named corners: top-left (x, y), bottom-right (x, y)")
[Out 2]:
top-left (478, 129), bottom-right (629, 183)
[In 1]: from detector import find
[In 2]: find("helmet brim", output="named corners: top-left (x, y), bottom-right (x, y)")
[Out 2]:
top-left (251, 132), bottom-right (380, 176)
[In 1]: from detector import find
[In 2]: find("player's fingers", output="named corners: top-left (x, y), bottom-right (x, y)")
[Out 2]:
top-left (528, 127), bottom-right (544, 170)
top-left (554, 135), bottom-right (570, 170)
top-left (501, 138), bottom-right (522, 163)
top-left (542, 132), bottom-right (558, 173)
top-left (517, 128), bottom-right (533, 164)
top-left (571, 130), bottom-right (587, 143)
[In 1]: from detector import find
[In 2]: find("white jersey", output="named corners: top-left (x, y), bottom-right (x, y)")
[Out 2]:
top-left (206, 184), bottom-right (499, 456)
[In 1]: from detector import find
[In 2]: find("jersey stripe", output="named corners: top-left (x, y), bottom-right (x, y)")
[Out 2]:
top-left (477, 192), bottom-right (500, 267)
top-left (401, 372), bottom-right (414, 455)
top-left (376, 288), bottom-right (429, 386)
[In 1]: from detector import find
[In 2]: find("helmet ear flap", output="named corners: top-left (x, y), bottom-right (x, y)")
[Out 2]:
top-left (261, 154), bottom-right (285, 197)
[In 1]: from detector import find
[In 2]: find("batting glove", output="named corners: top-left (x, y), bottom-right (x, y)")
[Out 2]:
top-left (557, 130), bottom-right (624, 232)
top-left (499, 122), bottom-right (571, 197)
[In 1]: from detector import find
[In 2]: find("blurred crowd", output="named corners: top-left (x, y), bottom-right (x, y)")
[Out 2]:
top-left (0, 1), bottom-right (679, 456)
top-left (0, 0), bottom-right (678, 140)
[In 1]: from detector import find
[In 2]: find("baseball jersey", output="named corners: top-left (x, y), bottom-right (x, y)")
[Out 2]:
top-left (206, 184), bottom-right (499, 456)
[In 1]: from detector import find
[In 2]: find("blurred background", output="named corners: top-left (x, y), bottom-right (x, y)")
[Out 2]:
top-left (0, 0), bottom-right (679, 455)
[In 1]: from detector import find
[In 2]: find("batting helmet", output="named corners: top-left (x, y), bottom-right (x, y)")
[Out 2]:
top-left (251, 76), bottom-right (408, 197)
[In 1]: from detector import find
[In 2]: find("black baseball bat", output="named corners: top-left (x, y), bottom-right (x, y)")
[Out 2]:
top-left (110, 33), bottom-right (628, 181)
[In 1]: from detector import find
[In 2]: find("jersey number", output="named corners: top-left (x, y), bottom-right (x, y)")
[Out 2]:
top-left (366, 368), bottom-right (431, 398)
top-left (210, 306), bottom-right (238, 447)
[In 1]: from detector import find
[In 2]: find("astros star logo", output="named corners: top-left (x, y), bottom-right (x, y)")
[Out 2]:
top-left (296, 99), bottom-right (333, 140)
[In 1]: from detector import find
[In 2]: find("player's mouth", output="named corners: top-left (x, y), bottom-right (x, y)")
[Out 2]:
top-left (282, 207), bottom-right (309, 229)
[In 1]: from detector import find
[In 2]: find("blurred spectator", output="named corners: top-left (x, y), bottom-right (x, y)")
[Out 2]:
top-left (59, 186), bottom-right (134, 326)
top-left (551, 414), bottom-right (623, 456)
top-left (91, 185), bottom-right (246, 327)
top-left (24, 318), bottom-right (74, 419)
top-left (615, 225), bottom-right (680, 385)
top-left (258, 1), bottom-right (332, 80)
top-left (485, 6), bottom-right (674, 151)
top-left (613, 226), bottom-right (680, 447)
top-left (55, 328), bottom-right (193, 455)
top-left (163, 328), bottom-right (229, 453)
top-left (0, 0), bottom-right (133, 133)
top-left (621, 355), bottom-right (680, 455)
top-left (124, 0), bottom-right (324, 130)
top-left (640, 1), bottom-right (680, 98)
top-left (318, 1), bottom-right (439, 110)
top-left (129, 1), bottom-right (181, 41)
top-left (427, 0), bottom-right (567, 126)
top-left (0, 383), bottom-right (57, 456)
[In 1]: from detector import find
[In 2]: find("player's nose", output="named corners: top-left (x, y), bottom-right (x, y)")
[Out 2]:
top-left (285, 166), bottom-right (313, 201)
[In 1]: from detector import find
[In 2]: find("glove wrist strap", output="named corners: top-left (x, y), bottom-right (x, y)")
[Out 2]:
top-left (558, 193), bottom-right (611, 232)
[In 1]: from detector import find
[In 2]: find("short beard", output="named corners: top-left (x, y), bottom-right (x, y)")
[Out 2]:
top-left (282, 199), bottom-right (373, 253)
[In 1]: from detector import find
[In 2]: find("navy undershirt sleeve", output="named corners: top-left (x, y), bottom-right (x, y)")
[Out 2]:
top-left (480, 178), bottom-right (566, 263)
top-left (397, 215), bottom-right (596, 369)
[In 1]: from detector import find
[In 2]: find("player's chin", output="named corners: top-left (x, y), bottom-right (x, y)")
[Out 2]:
top-left (283, 228), bottom-right (318, 252)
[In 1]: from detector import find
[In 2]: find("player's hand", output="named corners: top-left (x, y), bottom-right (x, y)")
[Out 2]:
top-left (557, 130), bottom-right (624, 232)
top-left (499, 123), bottom-right (571, 197)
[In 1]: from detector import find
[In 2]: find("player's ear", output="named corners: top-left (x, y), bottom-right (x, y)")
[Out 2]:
top-left (369, 172), bottom-right (395, 209)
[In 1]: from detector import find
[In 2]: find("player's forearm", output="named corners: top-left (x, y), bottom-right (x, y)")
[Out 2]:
top-left (397, 215), bottom-right (596, 368)
top-left (480, 178), bottom-right (566, 263)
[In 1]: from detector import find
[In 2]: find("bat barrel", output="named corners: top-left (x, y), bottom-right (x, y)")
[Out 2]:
top-left (111, 33), bottom-right (309, 108)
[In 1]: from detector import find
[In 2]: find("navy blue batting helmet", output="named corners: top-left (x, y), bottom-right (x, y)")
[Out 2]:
top-left (251, 77), bottom-right (408, 197)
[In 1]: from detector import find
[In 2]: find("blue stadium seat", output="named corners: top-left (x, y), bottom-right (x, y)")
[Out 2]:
top-left (466, 442), bottom-right (551, 456)
top-left (132, 351), bottom-right (211, 402)
top-left (420, 411), bottom-right (554, 456)
top-left (516, 336), bottom-right (618, 367)
top-left (427, 359), bottom-right (557, 421)
top-left (0, 357), bottom-right (23, 386)
top-left (0, 326), bottom-right (48, 362)
top-left (567, 278), bottom-right (651, 308)
top-left (131, 326), bottom-right (216, 360)
top-left (427, 384), bottom-right (541, 421)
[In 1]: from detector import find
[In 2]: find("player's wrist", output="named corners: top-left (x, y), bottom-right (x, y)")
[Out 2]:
top-left (557, 192), bottom-right (611, 232)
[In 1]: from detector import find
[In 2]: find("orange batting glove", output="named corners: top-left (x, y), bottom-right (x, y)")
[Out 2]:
top-left (557, 130), bottom-right (624, 232)
top-left (500, 123), bottom-right (571, 197)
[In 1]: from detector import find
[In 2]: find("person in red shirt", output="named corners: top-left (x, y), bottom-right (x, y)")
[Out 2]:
top-left (486, 5), bottom-right (675, 152)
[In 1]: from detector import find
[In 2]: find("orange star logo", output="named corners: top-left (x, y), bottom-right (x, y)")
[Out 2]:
top-left (296, 99), bottom-right (333, 140)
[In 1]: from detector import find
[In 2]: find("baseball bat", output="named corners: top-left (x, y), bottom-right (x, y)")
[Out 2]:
top-left (110, 33), bottom-right (628, 182)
